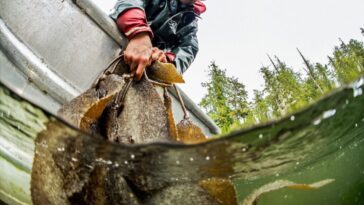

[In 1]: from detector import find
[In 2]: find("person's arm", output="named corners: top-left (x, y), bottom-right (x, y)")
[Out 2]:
top-left (171, 20), bottom-right (199, 74)
top-left (170, 0), bottom-right (205, 73)
top-left (111, 0), bottom-right (157, 80)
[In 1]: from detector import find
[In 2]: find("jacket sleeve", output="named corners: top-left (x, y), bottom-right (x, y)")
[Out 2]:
top-left (116, 8), bottom-right (154, 40)
top-left (110, 0), bottom-right (147, 20)
top-left (171, 20), bottom-right (199, 74)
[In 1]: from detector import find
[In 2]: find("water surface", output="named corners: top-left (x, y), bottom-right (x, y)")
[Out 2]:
top-left (1, 78), bottom-right (364, 204)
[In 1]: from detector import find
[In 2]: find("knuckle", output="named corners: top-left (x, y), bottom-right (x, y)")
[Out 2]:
top-left (140, 57), bottom-right (149, 63)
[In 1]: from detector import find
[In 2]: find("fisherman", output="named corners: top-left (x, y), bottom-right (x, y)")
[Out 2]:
top-left (110, 0), bottom-right (206, 80)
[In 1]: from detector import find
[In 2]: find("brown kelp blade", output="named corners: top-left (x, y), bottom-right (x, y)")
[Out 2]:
top-left (176, 118), bottom-right (209, 144)
top-left (58, 74), bottom-right (125, 133)
top-left (172, 84), bottom-right (208, 144)
top-left (199, 178), bottom-right (238, 205)
top-left (104, 78), bottom-right (172, 145)
top-left (163, 89), bottom-right (179, 141)
top-left (147, 61), bottom-right (185, 84)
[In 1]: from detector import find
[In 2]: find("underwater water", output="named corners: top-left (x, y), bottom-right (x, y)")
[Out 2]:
top-left (1, 78), bottom-right (364, 204)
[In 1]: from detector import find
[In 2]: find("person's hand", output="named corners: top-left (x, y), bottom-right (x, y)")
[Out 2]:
top-left (151, 47), bottom-right (168, 63)
top-left (124, 33), bottom-right (153, 80)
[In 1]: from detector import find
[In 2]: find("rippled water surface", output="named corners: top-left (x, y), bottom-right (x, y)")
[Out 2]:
top-left (1, 78), bottom-right (364, 204)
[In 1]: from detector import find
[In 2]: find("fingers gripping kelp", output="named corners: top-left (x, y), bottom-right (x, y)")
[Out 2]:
top-left (32, 56), bottom-right (235, 204)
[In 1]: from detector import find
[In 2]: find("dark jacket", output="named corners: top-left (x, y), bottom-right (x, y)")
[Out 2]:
top-left (110, 0), bottom-right (204, 73)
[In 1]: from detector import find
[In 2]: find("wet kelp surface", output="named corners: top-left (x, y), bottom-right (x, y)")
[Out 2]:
top-left (1, 77), bottom-right (364, 204)
top-left (34, 59), bottom-right (233, 204)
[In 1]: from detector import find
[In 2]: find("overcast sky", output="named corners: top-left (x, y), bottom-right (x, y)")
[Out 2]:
top-left (95, 0), bottom-right (364, 103)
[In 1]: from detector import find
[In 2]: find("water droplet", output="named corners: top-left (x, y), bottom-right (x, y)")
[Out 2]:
top-left (85, 164), bottom-right (93, 169)
top-left (106, 160), bottom-right (112, 165)
top-left (338, 152), bottom-right (345, 158)
top-left (313, 119), bottom-right (321, 125)
top-left (323, 109), bottom-right (336, 119)
top-left (353, 87), bottom-right (363, 97)
top-left (205, 156), bottom-right (210, 161)
top-left (355, 78), bottom-right (364, 87)
top-left (189, 157), bottom-right (194, 162)
top-left (259, 134), bottom-right (263, 139)
top-left (352, 78), bottom-right (364, 97)
top-left (57, 147), bottom-right (65, 152)
top-left (290, 115), bottom-right (295, 121)
top-left (130, 154), bottom-right (135, 159)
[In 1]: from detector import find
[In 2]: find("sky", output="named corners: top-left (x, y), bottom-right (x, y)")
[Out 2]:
top-left (94, 0), bottom-right (364, 103)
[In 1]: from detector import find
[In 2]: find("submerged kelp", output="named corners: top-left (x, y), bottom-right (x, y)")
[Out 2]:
top-left (38, 61), bottom-right (221, 204)
top-left (1, 77), bottom-right (364, 204)
top-left (58, 74), bottom-right (126, 134)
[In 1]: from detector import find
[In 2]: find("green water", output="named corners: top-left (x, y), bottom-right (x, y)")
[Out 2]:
top-left (1, 78), bottom-right (364, 204)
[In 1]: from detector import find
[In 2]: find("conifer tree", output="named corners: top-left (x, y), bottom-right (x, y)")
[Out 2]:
top-left (200, 61), bottom-right (249, 133)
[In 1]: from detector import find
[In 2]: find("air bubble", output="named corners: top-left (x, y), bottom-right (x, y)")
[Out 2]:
top-left (353, 88), bottom-right (363, 97)
top-left (85, 164), bottom-right (93, 169)
top-left (57, 147), bottom-right (65, 152)
top-left (313, 119), bottom-right (321, 125)
top-left (130, 154), bottom-right (135, 159)
top-left (205, 156), bottom-right (210, 161)
top-left (323, 109), bottom-right (336, 119)
top-left (189, 157), bottom-right (194, 162)
top-left (106, 160), bottom-right (112, 165)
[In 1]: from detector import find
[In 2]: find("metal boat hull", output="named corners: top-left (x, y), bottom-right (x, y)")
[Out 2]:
top-left (0, 0), bottom-right (219, 204)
